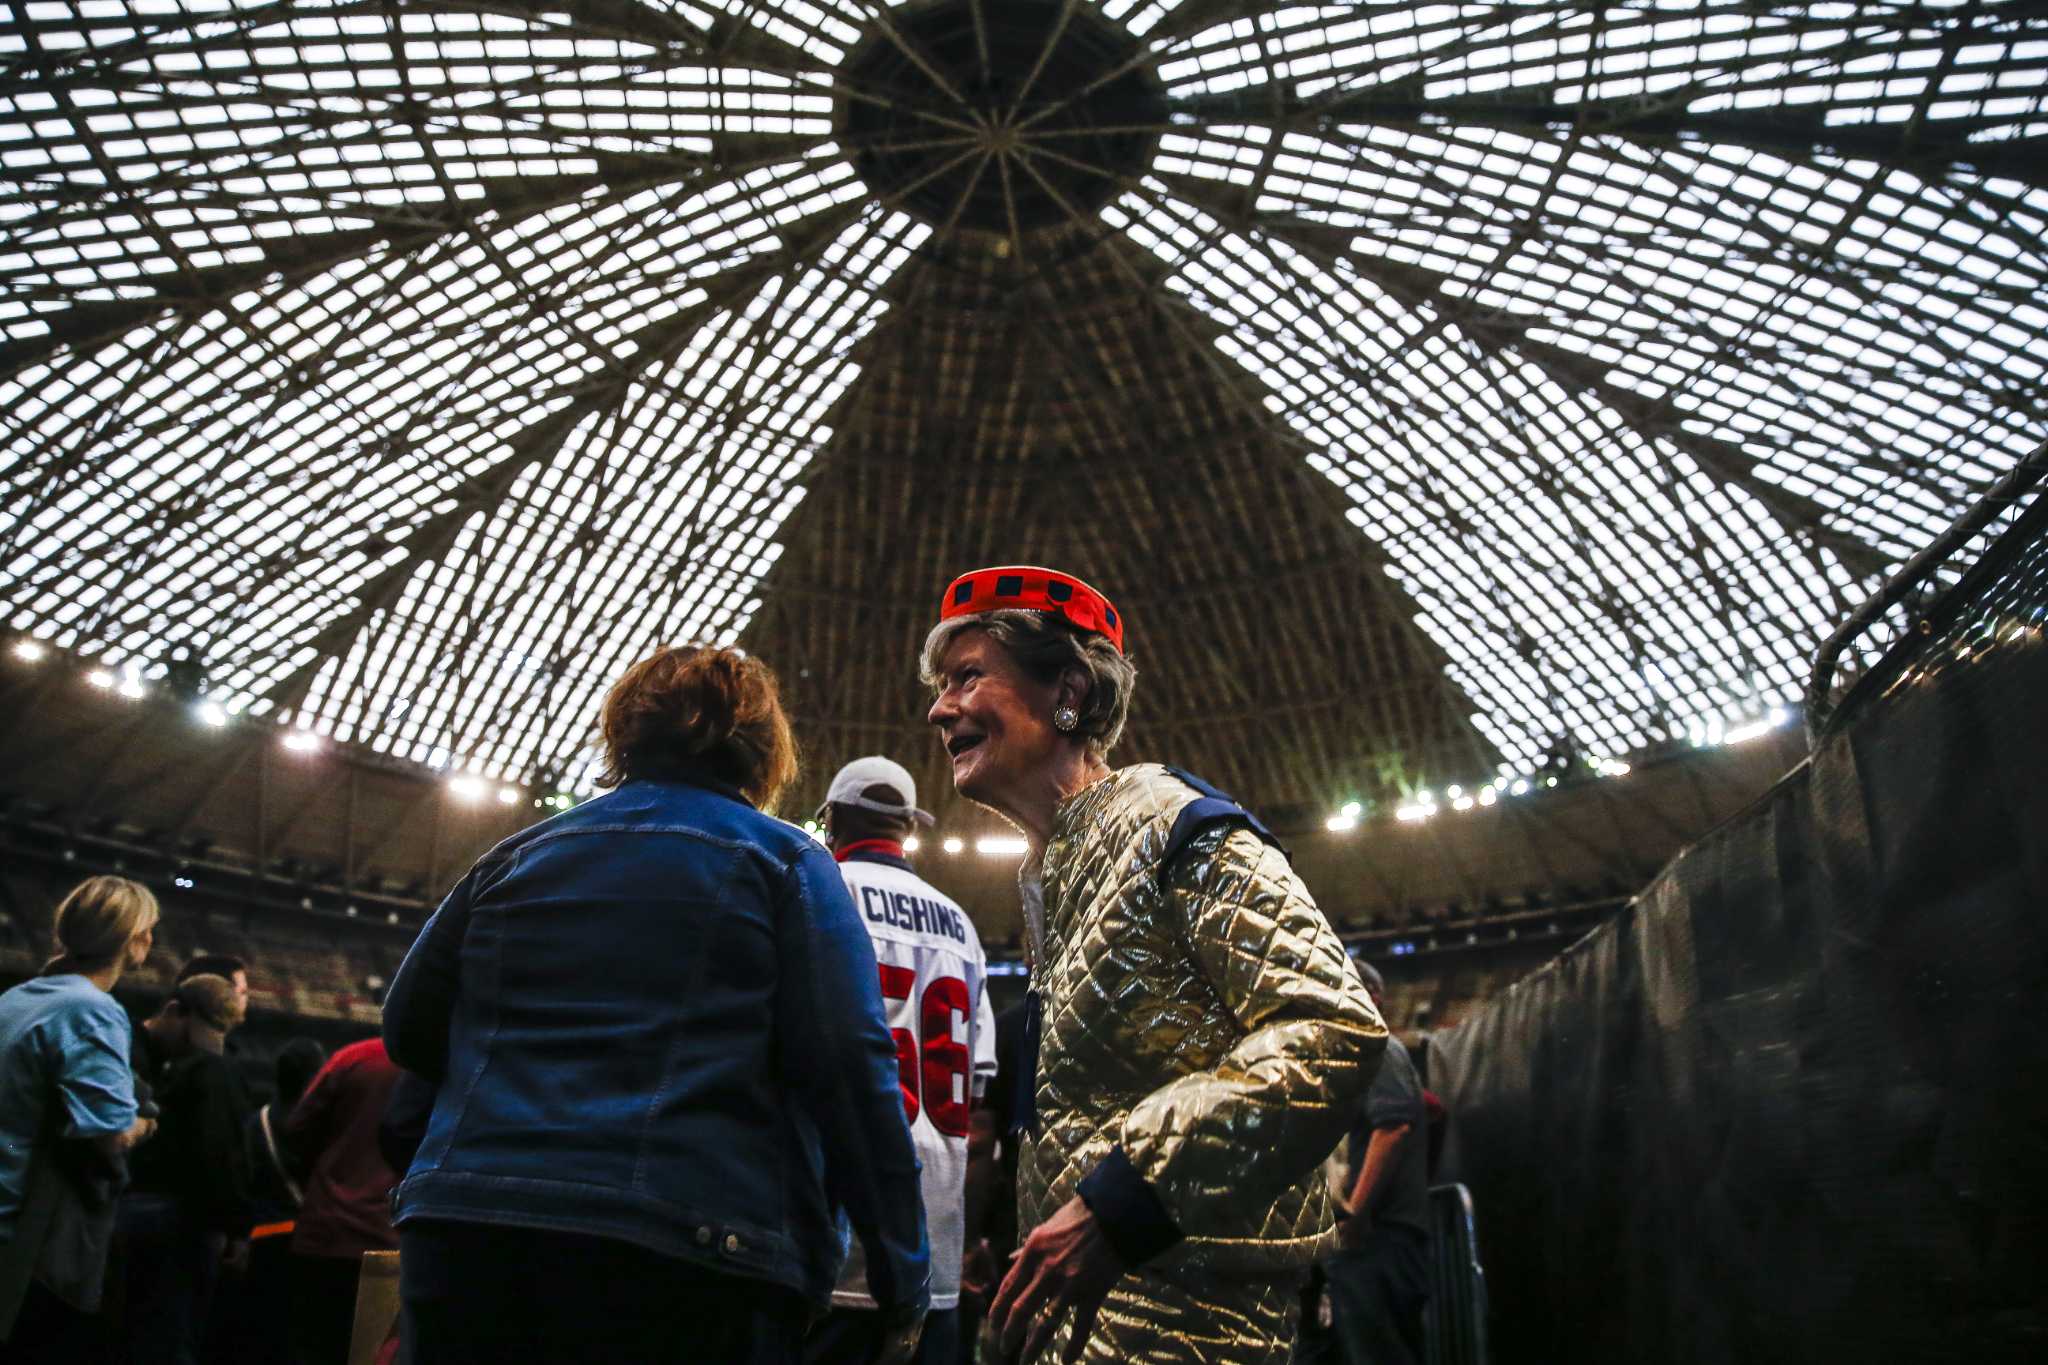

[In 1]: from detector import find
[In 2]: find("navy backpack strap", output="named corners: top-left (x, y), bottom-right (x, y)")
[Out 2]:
top-left (1008, 989), bottom-right (1043, 1140)
top-left (1160, 767), bottom-right (1287, 871)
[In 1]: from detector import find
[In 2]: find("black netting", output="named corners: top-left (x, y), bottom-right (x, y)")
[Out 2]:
top-left (1430, 460), bottom-right (2048, 1364)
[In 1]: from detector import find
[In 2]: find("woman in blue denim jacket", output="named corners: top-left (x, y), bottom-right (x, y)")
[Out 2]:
top-left (384, 646), bottom-right (930, 1364)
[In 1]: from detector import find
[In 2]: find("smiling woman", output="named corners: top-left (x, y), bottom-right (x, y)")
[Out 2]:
top-left (921, 602), bottom-right (1135, 809)
top-left (918, 565), bottom-right (1386, 1364)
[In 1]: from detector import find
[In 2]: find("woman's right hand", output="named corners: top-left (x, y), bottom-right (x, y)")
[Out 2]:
top-left (91, 1114), bottom-right (155, 1161)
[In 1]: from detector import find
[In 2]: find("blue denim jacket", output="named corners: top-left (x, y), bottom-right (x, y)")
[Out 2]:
top-left (382, 776), bottom-right (930, 1311)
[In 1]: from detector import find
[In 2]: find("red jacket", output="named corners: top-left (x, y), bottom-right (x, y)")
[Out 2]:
top-left (283, 1038), bottom-right (402, 1259)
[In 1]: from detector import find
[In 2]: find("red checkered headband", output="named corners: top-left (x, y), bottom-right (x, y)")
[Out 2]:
top-left (937, 566), bottom-right (1125, 654)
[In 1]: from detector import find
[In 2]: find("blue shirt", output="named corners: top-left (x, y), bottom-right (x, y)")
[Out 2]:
top-left (0, 974), bottom-right (139, 1240)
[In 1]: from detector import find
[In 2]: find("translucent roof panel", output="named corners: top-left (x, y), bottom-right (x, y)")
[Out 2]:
top-left (3, 1), bottom-right (2044, 790)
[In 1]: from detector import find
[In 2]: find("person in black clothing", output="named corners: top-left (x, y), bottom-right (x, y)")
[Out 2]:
top-left (176, 955), bottom-right (249, 1017)
top-left (212, 1038), bottom-right (327, 1365)
top-left (120, 973), bottom-right (252, 1365)
top-left (957, 997), bottom-right (1028, 1365)
top-left (246, 1039), bottom-right (327, 1223)
top-left (1300, 962), bottom-right (1432, 1365)
top-left (176, 954), bottom-right (255, 1092)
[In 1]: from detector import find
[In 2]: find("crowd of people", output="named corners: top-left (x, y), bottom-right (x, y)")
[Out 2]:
top-left (1, 565), bottom-right (1445, 1364)
top-left (0, 883), bottom-right (407, 1364)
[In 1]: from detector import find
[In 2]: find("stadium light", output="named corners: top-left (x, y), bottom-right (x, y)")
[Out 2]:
top-left (196, 700), bottom-right (229, 728)
top-left (976, 837), bottom-right (1028, 857)
top-left (903, 836), bottom-right (921, 852)
top-left (449, 776), bottom-right (485, 801)
top-left (11, 640), bottom-right (45, 663)
top-left (86, 669), bottom-right (115, 689)
top-left (942, 837), bottom-right (964, 854)
top-left (282, 730), bottom-right (321, 753)
top-left (496, 787), bottom-right (520, 805)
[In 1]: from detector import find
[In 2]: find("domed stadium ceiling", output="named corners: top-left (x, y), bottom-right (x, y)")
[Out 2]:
top-left (2, 1), bottom-right (2044, 826)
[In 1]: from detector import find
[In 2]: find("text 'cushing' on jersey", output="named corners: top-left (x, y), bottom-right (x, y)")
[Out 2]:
top-left (856, 884), bottom-right (970, 944)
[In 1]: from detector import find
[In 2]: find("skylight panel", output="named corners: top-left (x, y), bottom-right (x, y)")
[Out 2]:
top-left (1107, 156), bottom-right (1995, 763)
top-left (278, 208), bottom-right (919, 777)
top-left (2, 0), bottom-right (2043, 791)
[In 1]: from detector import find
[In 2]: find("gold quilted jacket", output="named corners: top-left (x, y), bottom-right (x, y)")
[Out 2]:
top-left (1018, 765), bottom-right (1387, 1360)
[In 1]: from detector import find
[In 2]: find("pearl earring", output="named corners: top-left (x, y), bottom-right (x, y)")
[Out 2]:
top-left (1053, 706), bottom-right (1080, 733)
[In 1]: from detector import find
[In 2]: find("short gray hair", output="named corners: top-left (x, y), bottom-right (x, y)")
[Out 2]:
top-left (920, 610), bottom-right (1137, 759)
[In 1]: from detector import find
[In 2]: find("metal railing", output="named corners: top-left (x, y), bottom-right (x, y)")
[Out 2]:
top-left (1807, 439), bottom-right (2048, 741)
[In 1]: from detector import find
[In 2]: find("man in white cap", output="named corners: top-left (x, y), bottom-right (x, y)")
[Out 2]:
top-left (808, 757), bottom-right (997, 1365)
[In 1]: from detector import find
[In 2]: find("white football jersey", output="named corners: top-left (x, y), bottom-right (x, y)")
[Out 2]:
top-left (832, 851), bottom-right (997, 1310)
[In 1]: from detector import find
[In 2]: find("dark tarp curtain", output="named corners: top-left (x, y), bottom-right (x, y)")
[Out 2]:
top-left (1429, 557), bottom-right (2048, 1362)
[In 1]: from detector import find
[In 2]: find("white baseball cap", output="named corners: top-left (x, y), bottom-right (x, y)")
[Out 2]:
top-left (817, 755), bottom-right (935, 827)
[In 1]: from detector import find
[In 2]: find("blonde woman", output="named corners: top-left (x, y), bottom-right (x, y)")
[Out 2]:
top-left (0, 876), bottom-right (161, 1347)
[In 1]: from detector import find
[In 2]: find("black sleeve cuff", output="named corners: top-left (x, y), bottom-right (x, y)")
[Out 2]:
top-left (1077, 1147), bottom-right (1183, 1267)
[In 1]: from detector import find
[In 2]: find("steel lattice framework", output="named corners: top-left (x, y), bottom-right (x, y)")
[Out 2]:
top-left (2, 1), bottom-right (2044, 823)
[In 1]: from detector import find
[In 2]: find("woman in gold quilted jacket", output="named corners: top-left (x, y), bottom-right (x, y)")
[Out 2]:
top-left (922, 566), bottom-right (1388, 1364)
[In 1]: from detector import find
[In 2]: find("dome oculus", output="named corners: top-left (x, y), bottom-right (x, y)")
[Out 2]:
top-left (837, 0), bottom-right (1167, 235)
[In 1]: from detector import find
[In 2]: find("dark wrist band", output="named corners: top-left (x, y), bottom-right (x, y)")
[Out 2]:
top-left (1077, 1147), bottom-right (1183, 1267)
